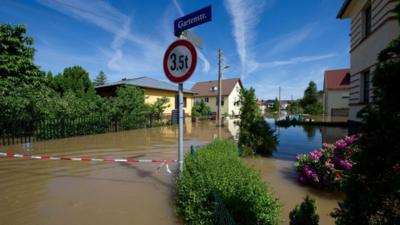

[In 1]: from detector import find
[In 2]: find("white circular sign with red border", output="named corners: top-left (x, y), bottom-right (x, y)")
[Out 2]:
top-left (163, 39), bottom-right (197, 83)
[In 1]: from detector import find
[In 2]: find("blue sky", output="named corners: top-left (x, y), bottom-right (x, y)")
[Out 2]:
top-left (1, 0), bottom-right (350, 100)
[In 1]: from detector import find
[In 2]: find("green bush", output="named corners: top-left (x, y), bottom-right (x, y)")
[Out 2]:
top-left (238, 88), bottom-right (278, 156)
top-left (176, 140), bottom-right (281, 225)
top-left (289, 195), bottom-right (319, 225)
top-left (192, 100), bottom-right (211, 118)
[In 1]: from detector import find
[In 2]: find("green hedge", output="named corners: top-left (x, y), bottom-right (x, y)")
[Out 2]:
top-left (176, 140), bottom-right (281, 225)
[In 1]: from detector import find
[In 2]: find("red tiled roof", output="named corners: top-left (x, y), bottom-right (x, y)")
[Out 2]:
top-left (191, 78), bottom-right (242, 97)
top-left (324, 69), bottom-right (351, 90)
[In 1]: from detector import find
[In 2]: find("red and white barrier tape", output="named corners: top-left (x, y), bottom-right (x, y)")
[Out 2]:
top-left (0, 152), bottom-right (177, 164)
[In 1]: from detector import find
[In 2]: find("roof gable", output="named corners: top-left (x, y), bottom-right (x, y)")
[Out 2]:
top-left (191, 78), bottom-right (242, 97)
top-left (95, 76), bottom-right (193, 93)
top-left (324, 69), bottom-right (351, 90)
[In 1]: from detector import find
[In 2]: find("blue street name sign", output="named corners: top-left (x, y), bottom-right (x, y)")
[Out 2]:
top-left (174, 5), bottom-right (212, 36)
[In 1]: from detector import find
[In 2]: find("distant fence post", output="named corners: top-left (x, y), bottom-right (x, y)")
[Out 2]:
top-left (114, 118), bottom-right (118, 132)
top-left (60, 118), bottom-right (65, 138)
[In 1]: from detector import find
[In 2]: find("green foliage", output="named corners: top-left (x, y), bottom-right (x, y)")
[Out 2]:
top-left (176, 140), bottom-right (281, 225)
top-left (303, 102), bottom-right (323, 115)
top-left (50, 66), bottom-right (95, 98)
top-left (300, 81), bottom-right (322, 115)
top-left (147, 97), bottom-right (170, 121)
top-left (0, 75), bottom-right (56, 121)
top-left (0, 24), bottom-right (55, 121)
top-left (287, 100), bottom-right (303, 115)
top-left (301, 81), bottom-right (319, 106)
top-left (289, 195), bottom-right (319, 225)
top-left (0, 23), bottom-right (164, 140)
top-left (192, 100), bottom-right (211, 118)
top-left (93, 70), bottom-right (107, 86)
top-left (332, 24), bottom-right (400, 224)
top-left (113, 85), bottom-right (147, 129)
top-left (238, 88), bottom-right (278, 156)
top-left (0, 24), bottom-right (40, 77)
top-left (265, 98), bottom-right (280, 113)
top-left (272, 97), bottom-right (279, 112)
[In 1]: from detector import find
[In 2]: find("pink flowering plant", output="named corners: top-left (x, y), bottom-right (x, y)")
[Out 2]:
top-left (295, 134), bottom-right (360, 190)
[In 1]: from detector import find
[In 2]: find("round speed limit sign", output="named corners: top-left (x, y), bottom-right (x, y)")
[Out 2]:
top-left (163, 39), bottom-right (197, 83)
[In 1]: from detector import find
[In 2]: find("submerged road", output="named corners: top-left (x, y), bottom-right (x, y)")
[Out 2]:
top-left (0, 120), bottom-right (232, 225)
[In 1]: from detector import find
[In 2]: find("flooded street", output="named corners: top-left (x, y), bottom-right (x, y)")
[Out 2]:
top-left (0, 119), bottom-right (347, 225)
top-left (0, 120), bottom-right (231, 225)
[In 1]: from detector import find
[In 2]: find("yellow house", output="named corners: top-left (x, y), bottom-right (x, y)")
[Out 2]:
top-left (95, 76), bottom-right (194, 116)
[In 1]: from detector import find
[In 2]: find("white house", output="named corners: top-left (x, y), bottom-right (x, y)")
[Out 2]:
top-left (337, 0), bottom-right (400, 132)
top-left (191, 78), bottom-right (243, 116)
top-left (323, 69), bottom-right (351, 119)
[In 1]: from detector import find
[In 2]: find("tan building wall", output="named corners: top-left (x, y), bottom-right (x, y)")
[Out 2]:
top-left (197, 96), bottom-right (229, 115)
top-left (341, 0), bottom-right (400, 122)
top-left (143, 88), bottom-right (193, 116)
top-left (324, 89), bottom-right (349, 116)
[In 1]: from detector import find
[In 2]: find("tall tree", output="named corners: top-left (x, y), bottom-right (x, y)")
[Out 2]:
top-left (301, 81), bottom-right (319, 106)
top-left (272, 97), bottom-right (280, 112)
top-left (51, 66), bottom-right (95, 98)
top-left (301, 81), bottom-right (322, 115)
top-left (332, 7), bottom-right (400, 224)
top-left (0, 24), bottom-right (54, 121)
top-left (93, 70), bottom-right (107, 86)
top-left (0, 24), bottom-right (40, 77)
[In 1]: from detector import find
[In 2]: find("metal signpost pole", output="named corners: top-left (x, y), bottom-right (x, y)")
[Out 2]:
top-left (166, 5), bottom-right (211, 175)
top-left (178, 83), bottom-right (184, 174)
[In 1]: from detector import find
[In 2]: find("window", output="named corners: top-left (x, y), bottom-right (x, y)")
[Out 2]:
top-left (363, 4), bottom-right (372, 37)
top-left (216, 96), bottom-right (224, 106)
top-left (205, 97), bottom-right (209, 102)
top-left (210, 86), bottom-right (218, 92)
top-left (361, 70), bottom-right (370, 103)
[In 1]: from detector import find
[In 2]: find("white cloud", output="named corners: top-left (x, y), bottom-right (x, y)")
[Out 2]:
top-left (258, 54), bottom-right (336, 69)
top-left (37, 0), bottom-right (164, 77)
top-left (264, 25), bottom-right (314, 57)
top-left (172, 0), bottom-right (184, 16)
top-left (224, 0), bottom-right (265, 79)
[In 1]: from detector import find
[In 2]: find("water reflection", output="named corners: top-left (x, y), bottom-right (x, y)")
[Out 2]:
top-left (302, 125), bottom-right (317, 140)
top-left (271, 121), bottom-right (347, 161)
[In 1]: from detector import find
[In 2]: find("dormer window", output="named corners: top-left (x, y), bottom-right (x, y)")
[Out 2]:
top-left (210, 86), bottom-right (218, 92)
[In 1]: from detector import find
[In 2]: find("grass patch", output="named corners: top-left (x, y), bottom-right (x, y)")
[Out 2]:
top-left (176, 140), bottom-right (281, 225)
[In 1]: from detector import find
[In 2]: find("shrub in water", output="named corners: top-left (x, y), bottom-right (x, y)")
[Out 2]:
top-left (238, 88), bottom-right (278, 156)
top-left (289, 195), bottom-right (319, 225)
top-left (176, 140), bottom-right (280, 225)
top-left (295, 134), bottom-right (360, 190)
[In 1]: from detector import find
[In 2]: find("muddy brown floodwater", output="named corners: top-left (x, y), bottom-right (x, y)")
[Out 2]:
top-left (0, 120), bottom-right (232, 225)
top-left (0, 119), bottom-right (345, 225)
